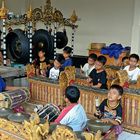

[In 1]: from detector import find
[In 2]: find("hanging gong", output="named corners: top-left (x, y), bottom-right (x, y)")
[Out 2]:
top-left (32, 29), bottom-right (54, 60)
top-left (56, 31), bottom-right (68, 49)
top-left (6, 29), bottom-right (29, 64)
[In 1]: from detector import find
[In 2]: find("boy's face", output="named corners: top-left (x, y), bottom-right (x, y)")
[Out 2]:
top-left (129, 57), bottom-right (138, 67)
top-left (54, 60), bottom-right (61, 69)
top-left (107, 88), bottom-right (121, 102)
top-left (122, 59), bottom-right (129, 67)
top-left (38, 51), bottom-right (45, 58)
top-left (95, 61), bottom-right (103, 70)
top-left (88, 58), bottom-right (95, 65)
top-left (63, 51), bottom-right (70, 59)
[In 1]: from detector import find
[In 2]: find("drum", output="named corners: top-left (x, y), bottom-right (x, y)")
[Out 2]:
top-left (1, 88), bottom-right (30, 109)
top-left (87, 119), bottom-right (112, 133)
top-left (37, 103), bottom-right (60, 122)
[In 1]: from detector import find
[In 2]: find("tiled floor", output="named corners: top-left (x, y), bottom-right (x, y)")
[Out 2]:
top-left (118, 131), bottom-right (140, 140)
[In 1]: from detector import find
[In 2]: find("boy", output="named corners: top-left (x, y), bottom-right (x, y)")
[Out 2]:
top-left (35, 48), bottom-right (50, 76)
top-left (54, 86), bottom-right (87, 131)
top-left (81, 53), bottom-right (97, 77)
top-left (94, 84), bottom-right (123, 135)
top-left (120, 56), bottom-right (129, 70)
top-left (47, 54), bottom-right (64, 80)
top-left (87, 55), bottom-right (107, 89)
top-left (123, 54), bottom-right (140, 81)
top-left (62, 46), bottom-right (73, 69)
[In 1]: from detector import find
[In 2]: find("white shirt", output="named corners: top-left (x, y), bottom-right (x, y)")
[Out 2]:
top-left (123, 65), bottom-right (140, 81)
top-left (82, 63), bottom-right (95, 77)
top-left (60, 104), bottom-right (87, 131)
top-left (49, 67), bottom-right (60, 80)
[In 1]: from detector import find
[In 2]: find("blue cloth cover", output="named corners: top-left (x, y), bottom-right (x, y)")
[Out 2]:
top-left (101, 43), bottom-right (127, 59)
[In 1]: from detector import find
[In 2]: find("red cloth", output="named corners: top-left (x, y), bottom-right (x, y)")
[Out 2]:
top-left (54, 103), bottom-right (77, 123)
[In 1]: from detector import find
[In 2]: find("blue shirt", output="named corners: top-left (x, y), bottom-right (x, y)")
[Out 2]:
top-left (62, 58), bottom-right (73, 69)
top-left (0, 77), bottom-right (6, 92)
top-left (60, 104), bottom-right (87, 131)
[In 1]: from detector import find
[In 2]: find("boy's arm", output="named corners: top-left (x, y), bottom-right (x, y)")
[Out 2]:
top-left (46, 67), bottom-right (51, 77)
top-left (97, 71), bottom-right (107, 87)
top-left (94, 99), bottom-right (106, 118)
top-left (92, 83), bottom-right (102, 88)
top-left (101, 118), bottom-right (120, 125)
top-left (87, 70), bottom-right (93, 83)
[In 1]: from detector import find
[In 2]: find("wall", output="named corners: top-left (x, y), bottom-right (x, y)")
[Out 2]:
top-left (131, 0), bottom-right (140, 54)
top-left (4, 0), bottom-right (134, 56)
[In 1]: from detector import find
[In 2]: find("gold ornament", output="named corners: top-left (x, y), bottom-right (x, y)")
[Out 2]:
top-left (0, 0), bottom-right (8, 19)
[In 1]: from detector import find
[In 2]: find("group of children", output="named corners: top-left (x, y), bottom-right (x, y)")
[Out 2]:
top-left (35, 47), bottom-right (109, 90)
top-left (0, 46), bottom-right (134, 136)
top-left (34, 47), bottom-right (125, 135)
top-left (81, 53), bottom-right (140, 89)
top-left (34, 46), bottom-right (73, 80)
top-left (48, 52), bottom-right (140, 136)
top-left (35, 43), bottom-right (140, 91)
top-left (51, 84), bottom-right (123, 137)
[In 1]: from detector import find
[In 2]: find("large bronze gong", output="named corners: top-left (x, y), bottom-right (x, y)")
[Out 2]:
top-left (6, 29), bottom-right (30, 64)
top-left (56, 31), bottom-right (68, 49)
top-left (32, 29), bottom-right (54, 60)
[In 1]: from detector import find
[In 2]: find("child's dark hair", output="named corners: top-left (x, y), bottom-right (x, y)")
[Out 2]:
top-left (110, 84), bottom-right (123, 96)
top-left (97, 55), bottom-right (107, 65)
top-left (122, 56), bottom-right (129, 62)
top-left (88, 53), bottom-right (97, 61)
top-left (129, 54), bottom-right (139, 62)
top-left (65, 86), bottom-right (80, 103)
top-left (38, 47), bottom-right (46, 53)
top-left (55, 54), bottom-right (65, 64)
top-left (63, 46), bottom-right (73, 54)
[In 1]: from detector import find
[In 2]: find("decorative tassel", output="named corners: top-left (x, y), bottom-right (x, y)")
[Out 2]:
top-left (28, 21), bottom-right (33, 63)
top-left (54, 22), bottom-right (57, 59)
top-left (71, 26), bottom-right (75, 56)
top-left (2, 19), bottom-right (6, 65)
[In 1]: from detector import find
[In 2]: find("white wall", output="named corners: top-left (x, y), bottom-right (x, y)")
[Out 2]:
top-left (4, 0), bottom-right (134, 56)
top-left (131, 0), bottom-right (140, 54)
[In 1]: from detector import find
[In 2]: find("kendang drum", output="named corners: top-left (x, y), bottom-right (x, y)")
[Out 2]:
top-left (37, 103), bottom-right (60, 122)
top-left (1, 88), bottom-right (30, 109)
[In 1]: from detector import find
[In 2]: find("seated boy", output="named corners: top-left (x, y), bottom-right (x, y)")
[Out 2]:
top-left (81, 53), bottom-right (97, 77)
top-left (87, 55), bottom-right (107, 89)
top-left (94, 84), bottom-right (123, 135)
top-left (123, 54), bottom-right (140, 81)
top-left (62, 46), bottom-right (73, 69)
top-left (35, 48), bottom-right (50, 76)
top-left (46, 54), bottom-right (64, 80)
top-left (54, 86), bottom-right (87, 131)
top-left (120, 56), bottom-right (129, 70)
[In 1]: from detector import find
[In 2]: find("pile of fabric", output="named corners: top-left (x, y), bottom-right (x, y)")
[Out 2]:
top-left (101, 43), bottom-right (130, 59)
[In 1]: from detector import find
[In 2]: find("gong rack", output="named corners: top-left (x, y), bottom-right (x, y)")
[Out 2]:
top-left (0, 0), bottom-right (78, 65)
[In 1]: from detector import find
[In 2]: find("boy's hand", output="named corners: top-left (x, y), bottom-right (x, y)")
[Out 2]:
top-left (87, 77), bottom-right (92, 83)
top-left (101, 118), bottom-right (110, 123)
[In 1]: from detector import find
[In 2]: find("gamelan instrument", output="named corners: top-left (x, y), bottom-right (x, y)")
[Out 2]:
top-left (37, 103), bottom-right (60, 122)
top-left (0, 88), bottom-right (30, 108)
top-left (87, 119), bottom-right (112, 133)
